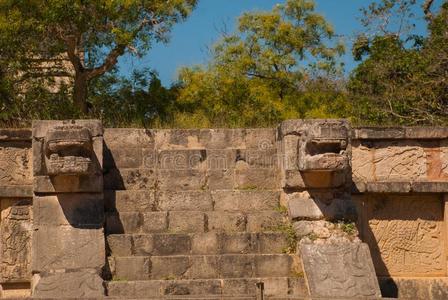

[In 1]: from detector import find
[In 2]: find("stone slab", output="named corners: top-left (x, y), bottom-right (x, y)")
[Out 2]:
top-left (31, 270), bottom-right (104, 297)
top-left (32, 226), bottom-right (105, 272)
top-left (300, 242), bottom-right (381, 298)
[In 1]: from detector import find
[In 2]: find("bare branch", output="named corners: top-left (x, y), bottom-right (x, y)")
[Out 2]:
top-left (423, 0), bottom-right (435, 21)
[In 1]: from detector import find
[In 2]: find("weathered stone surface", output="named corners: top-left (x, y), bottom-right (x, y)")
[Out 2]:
top-left (104, 128), bottom-right (154, 147)
top-left (106, 212), bottom-right (142, 234)
top-left (105, 146), bottom-right (143, 168)
top-left (142, 212), bottom-right (168, 233)
top-left (33, 194), bottom-right (103, 226)
top-left (246, 211), bottom-right (284, 231)
top-left (300, 242), bottom-right (381, 298)
top-left (191, 232), bottom-right (219, 255)
top-left (32, 226), bottom-right (105, 272)
top-left (158, 191), bottom-right (212, 211)
top-left (207, 211), bottom-right (246, 232)
top-left (0, 129), bottom-right (31, 141)
top-left (107, 235), bottom-right (133, 256)
top-left (0, 186), bottom-right (33, 198)
top-left (235, 161), bottom-right (280, 190)
top-left (113, 256), bottom-right (151, 280)
top-left (104, 168), bottom-right (156, 190)
top-left (105, 190), bottom-right (156, 212)
top-left (207, 169), bottom-right (234, 190)
top-left (150, 256), bottom-right (190, 279)
top-left (31, 271), bottom-right (104, 298)
top-left (355, 194), bottom-right (446, 276)
top-left (0, 143), bottom-right (32, 186)
top-left (157, 169), bottom-right (207, 191)
top-left (169, 211), bottom-right (205, 233)
top-left (0, 199), bottom-right (32, 283)
top-left (287, 191), bottom-right (356, 221)
top-left (158, 149), bottom-right (206, 170)
top-left (212, 190), bottom-right (280, 212)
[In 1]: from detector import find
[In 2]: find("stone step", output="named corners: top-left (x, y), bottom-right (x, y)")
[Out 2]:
top-left (105, 190), bottom-right (281, 213)
top-left (107, 232), bottom-right (290, 257)
top-left (107, 277), bottom-right (307, 298)
top-left (106, 211), bottom-right (285, 234)
top-left (110, 254), bottom-right (300, 281)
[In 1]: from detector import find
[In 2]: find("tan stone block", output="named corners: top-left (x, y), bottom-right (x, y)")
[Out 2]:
top-left (235, 161), bottom-right (280, 190)
top-left (150, 256), bottom-right (190, 280)
top-left (169, 211), bottom-right (205, 233)
top-left (246, 211), bottom-right (284, 231)
top-left (157, 169), bottom-right (207, 191)
top-left (113, 257), bottom-right (151, 281)
top-left (207, 212), bottom-right (246, 232)
top-left (105, 190), bottom-right (156, 212)
top-left (212, 190), bottom-right (280, 212)
top-left (191, 233), bottom-right (220, 255)
top-left (0, 144), bottom-right (32, 186)
top-left (142, 212), bottom-right (168, 233)
top-left (33, 194), bottom-right (103, 226)
top-left (157, 191), bottom-right (212, 211)
top-left (31, 271), bottom-right (104, 298)
top-left (32, 226), bottom-right (105, 272)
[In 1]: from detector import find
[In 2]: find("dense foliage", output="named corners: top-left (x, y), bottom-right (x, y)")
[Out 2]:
top-left (0, 0), bottom-right (446, 127)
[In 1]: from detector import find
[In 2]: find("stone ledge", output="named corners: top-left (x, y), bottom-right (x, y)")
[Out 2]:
top-left (353, 127), bottom-right (448, 140)
top-left (0, 129), bottom-right (32, 141)
top-left (0, 185), bottom-right (33, 197)
top-left (353, 181), bottom-right (448, 193)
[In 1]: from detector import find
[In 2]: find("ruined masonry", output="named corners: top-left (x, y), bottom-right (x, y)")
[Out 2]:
top-left (0, 119), bottom-right (447, 299)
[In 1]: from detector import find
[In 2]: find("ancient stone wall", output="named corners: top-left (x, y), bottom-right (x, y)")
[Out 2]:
top-left (0, 121), bottom-right (447, 299)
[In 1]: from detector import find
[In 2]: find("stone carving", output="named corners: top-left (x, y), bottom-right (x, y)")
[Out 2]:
top-left (356, 194), bottom-right (445, 276)
top-left (0, 199), bottom-right (32, 283)
top-left (32, 120), bottom-right (103, 193)
top-left (279, 119), bottom-right (351, 189)
top-left (0, 145), bottom-right (32, 186)
top-left (300, 242), bottom-right (381, 298)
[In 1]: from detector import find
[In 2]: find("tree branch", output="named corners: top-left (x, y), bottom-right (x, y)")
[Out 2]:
top-left (423, 0), bottom-right (435, 21)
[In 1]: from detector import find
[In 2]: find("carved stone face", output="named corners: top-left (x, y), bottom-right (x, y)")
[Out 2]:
top-left (44, 125), bottom-right (93, 176)
top-left (298, 122), bottom-right (349, 172)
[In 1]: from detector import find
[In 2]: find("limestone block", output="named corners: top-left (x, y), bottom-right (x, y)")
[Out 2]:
top-left (0, 199), bottom-right (32, 283)
top-left (104, 128), bottom-right (154, 147)
top-left (169, 211), bottom-right (205, 233)
top-left (0, 143), bottom-right (32, 186)
top-left (186, 255), bottom-right (220, 279)
top-left (239, 148), bottom-right (279, 168)
top-left (113, 257), bottom-right (151, 281)
top-left (142, 212), bottom-right (168, 233)
top-left (0, 186), bottom-right (33, 198)
top-left (32, 226), bottom-right (105, 272)
top-left (132, 234), bottom-right (154, 255)
top-left (150, 256), bottom-right (190, 279)
top-left (33, 194), bottom-right (103, 226)
top-left (105, 146), bottom-right (143, 168)
top-left (106, 212), bottom-right (141, 234)
top-left (300, 242), bottom-right (381, 298)
top-left (198, 129), bottom-right (246, 149)
top-left (154, 129), bottom-right (202, 150)
top-left (107, 281), bottom-right (136, 297)
top-left (31, 270), bottom-right (104, 298)
top-left (160, 279), bottom-right (222, 296)
top-left (207, 211), bottom-right (246, 232)
top-left (158, 149), bottom-right (206, 170)
top-left (212, 190), bottom-right (280, 212)
top-left (235, 161), bottom-right (280, 190)
top-left (206, 149), bottom-right (238, 170)
top-left (157, 169), bottom-right (207, 191)
top-left (219, 255), bottom-right (254, 278)
top-left (107, 235), bottom-right (132, 256)
top-left (255, 232), bottom-right (288, 254)
top-left (150, 234), bottom-right (192, 256)
top-left (355, 194), bottom-right (446, 276)
top-left (254, 254), bottom-right (295, 277)
top-left (246, 211), bottom-right (284, 231)
top-left (287, 191), bottom-right (357, 221)
top-left (219, 232), bottom-right (252, 254)
top-left (207, 169), bottom-right (235, 190)
top-left (191, 232), bottom-right (220, 255)
top-left (104, 168), bottom-right (156, 190)
top-left (105, 190), bottom-right (156, 213)
top-left (245, 128), bottom-right (277, 150)
top-left (379, 277), bottom-right (448, 300)
top-left (157, 191), bottom-right (212, 211)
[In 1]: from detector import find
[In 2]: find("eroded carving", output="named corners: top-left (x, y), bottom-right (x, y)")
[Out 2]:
top-left (356, 194), bottom-right (446, 276)
top-left (0, 199), bottom-right (32, 283)
top-left (0, 145), bottom-right (32, 186)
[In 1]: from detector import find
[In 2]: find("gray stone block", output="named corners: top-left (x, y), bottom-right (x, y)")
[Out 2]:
top-left (220, 232), bottom-right (253, 254)
top-left (169, 211), bottom-right (205, 233)
top-left (300, 242), bottom-right (381, 298)
top-left (207, 169), bottom-right (234, 190)
top-left (254, 254), bottom-right (294, 277)
top-left (235, 161), bottom-right (280, 190)
top-left (106, 146), bottom-right (143, 168)
top-left (161, 279), bottom-right (222, 296)
top-left (219, 255), bottom-right (254, 278)
top-left (255, 232), bottom-right (288, 254)
top-left (186, 255), bottom-right (220, 279)
top-left (206, 149), bottom-right (238, 169)
top-left (107, 281), bottom-right (136, 297)
top-left (191, 233), bottom-right (220, 255)
top-left (132, 234), bottom-right (154, 255)
top-left (104, 168), bottom-right (156, 190)
top-left (158, 149), bottom-right (206, 170)
top-left (245, 128), bottom-right (277, 149)
top-left (151, 234), bottom-right (192, 256)
top-left (207, 212), bottom-right (246, 232)
top-left (32, 226), bottom-right (105, 272)
top-left (32, 271), bottom-right (104, 298)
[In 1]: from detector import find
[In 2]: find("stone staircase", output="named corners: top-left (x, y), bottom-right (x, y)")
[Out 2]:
top-left (104, 189), bottom-right (307, 299)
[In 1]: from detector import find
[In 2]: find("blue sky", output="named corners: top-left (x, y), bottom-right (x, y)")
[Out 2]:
top-left (118, 0), bottom-right (432, 86)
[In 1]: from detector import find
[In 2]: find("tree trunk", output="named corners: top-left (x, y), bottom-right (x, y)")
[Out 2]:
top-left (73, 71), bottom-right (88, 114)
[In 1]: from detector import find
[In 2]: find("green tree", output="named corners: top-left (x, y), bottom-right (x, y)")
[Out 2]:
top-left (175, 0), bottom-right (349, 128)
top-left (0, 0), bottom-right (197, 113)
top-left (349, 0), bottom-right (448, 125)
